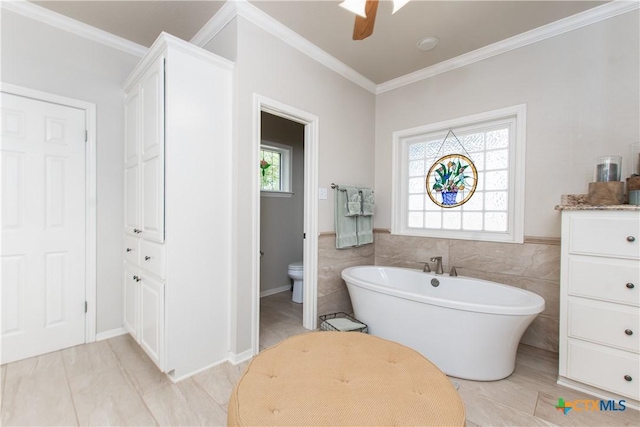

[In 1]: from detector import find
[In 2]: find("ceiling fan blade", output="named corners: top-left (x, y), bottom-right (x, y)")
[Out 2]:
top-left (353, 0), bottom-right (379, 41)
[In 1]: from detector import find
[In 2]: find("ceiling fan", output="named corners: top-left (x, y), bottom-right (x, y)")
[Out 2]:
top-left (339, 0), bottom-right (411, 40)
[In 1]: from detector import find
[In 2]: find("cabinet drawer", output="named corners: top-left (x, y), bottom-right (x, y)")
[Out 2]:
top-left (567, 256), bottom-right (640, 306)
top-left (139, 239), bottom-right (165, 279)
top-left (124, 235), bottom-right (139, 265)
top-left (569, 214), bottom-right (639, 259)
top-left (568, 299), bottom-right (639, 353)
top-left (567, 340), bottom-right (639, 400)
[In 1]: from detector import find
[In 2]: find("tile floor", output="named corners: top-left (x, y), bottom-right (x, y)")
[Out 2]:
top-left (1, 290), bottom-right (638, 426)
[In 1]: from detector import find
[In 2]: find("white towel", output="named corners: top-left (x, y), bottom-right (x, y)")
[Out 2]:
top-left (325, 317), bottom-right (366, 332)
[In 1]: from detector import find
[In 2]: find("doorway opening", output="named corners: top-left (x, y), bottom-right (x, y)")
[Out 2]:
top-left (252, 95), bottom-right (318, 355)
top-left (258, 112), bottom-right (305, 349)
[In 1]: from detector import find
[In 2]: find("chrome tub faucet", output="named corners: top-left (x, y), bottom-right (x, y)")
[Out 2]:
top-left (430, 256), bottom-right (444, 275)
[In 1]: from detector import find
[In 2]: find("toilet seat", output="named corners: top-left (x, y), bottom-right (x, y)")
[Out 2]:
top-left (288, 261), bottom-right (303, 270)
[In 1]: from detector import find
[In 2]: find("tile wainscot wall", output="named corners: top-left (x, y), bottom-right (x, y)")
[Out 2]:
top-left (316, 231), bottom-right (560, 353)
top-left (317, 235), bottom-right (374, 316)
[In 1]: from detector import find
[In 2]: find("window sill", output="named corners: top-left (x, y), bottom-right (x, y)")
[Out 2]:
top-left (391, 228), bottom-right (523, 244)
top-left (261, 191), bottom-right (294, 198)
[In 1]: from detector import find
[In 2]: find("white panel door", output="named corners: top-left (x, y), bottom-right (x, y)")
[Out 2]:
top-left (139, 274), bottom-right (164, 370)
top-left (124, 88), bottom-right (140, 236)
top-left (1, 92), bottom-right (86, 364)
top-left (140, 57), bottom-right (165, 242)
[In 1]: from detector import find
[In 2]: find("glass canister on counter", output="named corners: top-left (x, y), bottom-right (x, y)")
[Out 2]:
top-left (594, 156), bottom-right (622, 182)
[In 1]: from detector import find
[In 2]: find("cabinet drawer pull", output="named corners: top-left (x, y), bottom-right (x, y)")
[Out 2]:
top-left (627, 283), bottom-right (635, 289)
top-left (627, 236), bottom-right (636, 242)
top-left (126, 248), bottom-right (132, 252)
top-left (625, 329), bottom-right (633, 336)
top-left (624, 375), bottom-right (633, 382)
top-left (133, 228), bottom-right (142, 234)
top-left (145, 256), bottom-right (151, 261)
top-left (133, 275), bottom-right (141, 282)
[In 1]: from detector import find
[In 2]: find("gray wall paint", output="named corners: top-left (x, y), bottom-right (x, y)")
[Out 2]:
top-left (260, 112), bottom-right (304, 295)
top-left (375, 11), bottom-right (640, 237)
top-left (205, 16), bottom-right (376, 355)
top-left (1, 11), bottom-right (140, 334)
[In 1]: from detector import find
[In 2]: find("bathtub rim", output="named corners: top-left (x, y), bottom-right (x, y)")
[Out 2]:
top-left (342, 265), bottom-right (545, 316)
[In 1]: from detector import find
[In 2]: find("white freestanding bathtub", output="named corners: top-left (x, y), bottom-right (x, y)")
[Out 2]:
top-left (342, 266), bottom-right (545, 381)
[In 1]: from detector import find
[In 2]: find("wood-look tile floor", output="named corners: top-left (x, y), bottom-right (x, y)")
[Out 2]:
top-left (1, 291), bottom-right (637, 426)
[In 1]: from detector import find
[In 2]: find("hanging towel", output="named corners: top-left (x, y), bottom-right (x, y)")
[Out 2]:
top-left (360, 188), bottom-right (375, 216)
top-left (335, 187), bottom-right (358, 249)
top-left (344, 186), bottom-right (362, 216)
top-left (357, 215), bottom-right (374, 245)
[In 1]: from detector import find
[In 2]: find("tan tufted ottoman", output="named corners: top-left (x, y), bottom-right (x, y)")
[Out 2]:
top-left (227, 331), bottom-right (465, 426)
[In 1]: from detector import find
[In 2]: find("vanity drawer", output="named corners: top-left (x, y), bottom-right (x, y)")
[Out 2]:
top-left (568, 256), bottom-right (639, 306)
top-left (569, 214), bottom-right (639, 259)
top-left (568, 299), bottom-right (639, 353)
top-left (139, 239), bottom-right (165, 279)
top-left (124, 235), bottom-right (139, 265)
top-left (567, 340), bottom-right (639, 400)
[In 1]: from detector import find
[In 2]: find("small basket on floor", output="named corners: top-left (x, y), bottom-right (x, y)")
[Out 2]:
top-left (319, 312), bottom-right (368, 333)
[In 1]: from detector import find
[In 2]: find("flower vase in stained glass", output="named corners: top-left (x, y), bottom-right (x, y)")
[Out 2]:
top-left (441, 191), bottom-right (458, 206)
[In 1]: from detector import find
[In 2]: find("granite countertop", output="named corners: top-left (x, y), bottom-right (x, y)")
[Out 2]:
top-left (555, 194), bottom-right (640, 211)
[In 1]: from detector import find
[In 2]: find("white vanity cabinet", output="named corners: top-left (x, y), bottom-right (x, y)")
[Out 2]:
top-left (122, 33), bottom-right (233, 380)
top-left (558, 209), bottom-right (640, 405)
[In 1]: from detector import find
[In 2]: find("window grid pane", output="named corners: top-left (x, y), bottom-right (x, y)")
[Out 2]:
top-left (260, 149), bottom-right (281, 191)
top-left (405, 124), bottom-right (511, 234)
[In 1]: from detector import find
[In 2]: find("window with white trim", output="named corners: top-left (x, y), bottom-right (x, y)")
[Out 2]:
top-left (260, 142), bottom-right (293, 197)
top-left (392, 105), bottom-right (526, 243)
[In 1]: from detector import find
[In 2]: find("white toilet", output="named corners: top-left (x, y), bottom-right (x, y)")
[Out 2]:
top-left (287, 261), bottom-right (304, 303)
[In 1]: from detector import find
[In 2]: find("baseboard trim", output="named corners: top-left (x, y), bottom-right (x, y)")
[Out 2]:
top-left (229, 349), bottom-right (254, 365)
top-left (260, 285), bottom-right (290, 298)
top-left (95, 327), bottom-right (128, 342)
top-left (168, 358), bottom-right (229, 383)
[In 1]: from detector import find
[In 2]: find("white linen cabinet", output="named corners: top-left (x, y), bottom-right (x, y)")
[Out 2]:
top-left (122, 33), bottom-right (233, 380)
top-left (558, 209), bottom-right (640, 407)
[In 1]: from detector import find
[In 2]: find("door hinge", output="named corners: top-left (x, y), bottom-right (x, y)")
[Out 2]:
top-left (304, 233), bottom-right (306, 239)
top-left (85, 130), bottom-right (88, 142)
top-left (85, 301), bottom-right (88, 313)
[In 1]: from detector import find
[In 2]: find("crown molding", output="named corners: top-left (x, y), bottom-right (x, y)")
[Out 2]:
top-left (189, 0), bottom-right (238, 48)
top-left (191, 0), bottom-right (378, 94)
top-left (123, 32), bottom-right (234, 91)
top-left (377, 0), bottom-right (640, 94)
top-left (1, 0), bottom-right (147, 58)
top-left (5, 0), bottom-right (636, 95)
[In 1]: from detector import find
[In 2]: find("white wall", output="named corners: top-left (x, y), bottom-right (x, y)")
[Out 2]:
top-left (204, 16), bottom-right (376, 354)
top-left (375, 10), bottom-right (640, 237)
top-left (1, 11), bottom-right (141, 334)
top-left (260, 112), bottom-right (305, 295)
